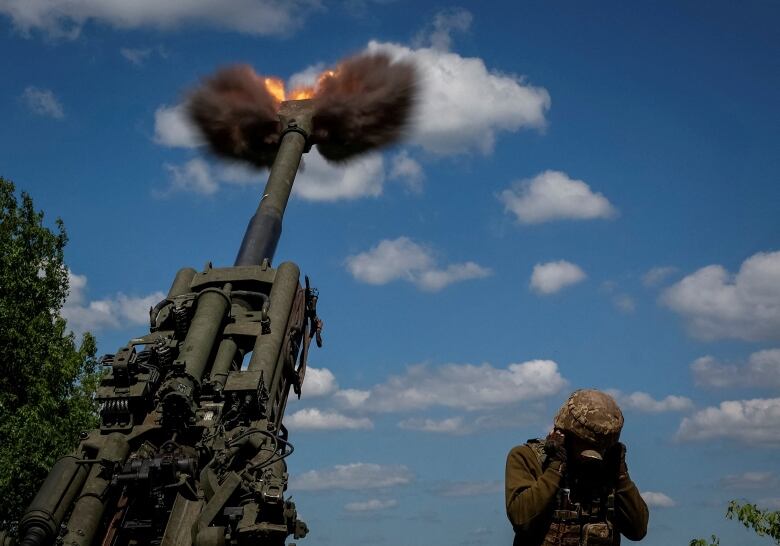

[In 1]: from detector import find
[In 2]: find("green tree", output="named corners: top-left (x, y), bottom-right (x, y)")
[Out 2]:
top-left (691, 501), bottom-right (780, 546)
top-left (690, 536), bottom-right (720, 546)
top-left (0, 177), bottom-right (100, 522)
top-left (726, 500), bottom-right (780, 544)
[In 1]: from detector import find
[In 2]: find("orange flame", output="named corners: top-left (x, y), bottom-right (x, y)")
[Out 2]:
top-left (264, 77), bottom-right (286, 103)
top-left (262, 68), bottom-right (339, 102)
top-left (288, 87), bottom-right (315, 100)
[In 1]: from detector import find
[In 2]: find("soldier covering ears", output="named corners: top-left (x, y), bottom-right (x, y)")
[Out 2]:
top-left (505, 389), bottom-right (649, 545)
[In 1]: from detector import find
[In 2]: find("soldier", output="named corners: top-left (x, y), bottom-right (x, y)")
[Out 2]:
top-left (505, 389), bottom-right (649, 545)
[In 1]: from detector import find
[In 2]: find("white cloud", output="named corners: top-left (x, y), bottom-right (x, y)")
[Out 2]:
top-left (345, 237), bottom-right (490, 292)
top-left (398, 417), bottom-right (467, 434)
top-left (346, 237), bottom-right (433, 285)
top-left (162, 158), bottom-right (219, 195)
top-left (66, 270), bottom-right (88, 305)
top-left (661, 251), bottom-right (780, 341)
top-left (613, 294), bottom-right (636, 314)
top-left (157, 158), bottom-right (271, 196)
top-left (418, 7), bottom-right (473, 51)
top-left (600, 281), bottom-right (635, 314)
top-left (389, 150), bottom-right (425, 193)
top-left (530, 260), bottom-right (586, 295)
top-left (335, 360), bottom-right (566, 412)
top-left (301, 367), bottom-right (339, 397)
top-left (290, 362), bottom-right (554, 436)
top-left (676, 398), bottom-right (780, 445)
top-left (759, 498), bottom-right (780, 510)
top-left (153, 112), bottom-right (385, 196)
top-left (287, 62), bottom-right (326, 90)
top-left (415, 262), bottom-right (492, 292)
top-left (154, 104), bottom-right (202, 148)
top-left (642, 266), bottom-right (678, 287)
top-left (214, 161), bottom-right (263, 186)
top-left (120, 47), bottom-right (152, 65)
top-left (609, 390), bottom-right (693, 413)
top-left (149, 13), bottom-right (549, 205)
top-left (294, 146), bottom-right (385, 201)
top-left (720, 472), bottom-right (778, 490)
top-left (471, 411), bottom-right (543, 430)
top-left (0, 0), bottom-right (317, 39)
top-left (641, 491), bottom-right (676, 508)
top-left (431, 481), bottom-right (503, 497)
top-left (344, 499), bottom-right (398, 512)
top-left (285, 408), bottom-right (372, 430)
top-left (466, 527), bottom-right (493, 544)
top-left (152, 107), bottom-right (387, 200)
top-left (335, 388), bottom-right (371, 408)
top-left (692, 350), bottom-right (780, 390)
top-left (152, 19), bottom-right (549, 199)
top-left (367, 40), bottom-right (550, 155)
top-left (21, 86), bottom-right (64, 119)
top-left (62, 270), bottom-right (164, 334)
top-left (291, 463), bottom-right (413, 491)
top-left (500, 171), bottom-right (616, 224)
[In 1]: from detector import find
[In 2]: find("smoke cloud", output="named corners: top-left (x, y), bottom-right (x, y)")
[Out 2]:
top-left (188, 65), bottom-right (281, 168)
top-left (187, 52), bottom-right (418, 168)
top-left (311, 52), bottom-right (417, 161)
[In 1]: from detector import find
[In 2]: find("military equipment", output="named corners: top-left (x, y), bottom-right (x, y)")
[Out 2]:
top-left (553, 389), bottom-right (624, 451)
top-left (2, 52), bottom-right (418, 546)
top-left (5, 100), bottom-right (323, 546)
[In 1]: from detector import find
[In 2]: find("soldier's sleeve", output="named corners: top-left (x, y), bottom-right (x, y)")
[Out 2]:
top-left (614, 472), bottom-right (649, 541)
top-left (505, 444), bottom-right (563, 531)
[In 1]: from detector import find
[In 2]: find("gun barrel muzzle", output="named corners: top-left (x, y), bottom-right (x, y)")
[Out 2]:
top-left (235, 100), bottom-right (314, 266)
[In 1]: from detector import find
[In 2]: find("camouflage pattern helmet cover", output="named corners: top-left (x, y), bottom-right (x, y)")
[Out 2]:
top-left (553, 389), bottom-right (624, 448)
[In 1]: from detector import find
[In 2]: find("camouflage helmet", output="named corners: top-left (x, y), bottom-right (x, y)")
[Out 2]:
top-left (553, 389), bottom-right (623, 449)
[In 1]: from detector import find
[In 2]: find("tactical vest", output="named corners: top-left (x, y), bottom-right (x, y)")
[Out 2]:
top-left (528, 439), bottom-right (619, 546)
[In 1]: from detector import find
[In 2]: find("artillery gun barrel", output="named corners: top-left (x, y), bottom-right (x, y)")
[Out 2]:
top-left (5, 48), bottom-right (418, 543)
top-left (11, 101), bottom-right (320, 546)
top-left (235, 99), bottom-right (314, 266)
top-left (160, 100), bottom-right (315, 425)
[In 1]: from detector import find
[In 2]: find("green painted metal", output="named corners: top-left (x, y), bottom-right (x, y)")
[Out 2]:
top-left (161, 495), bottom-right (205, 546)
top-left (17, 456), bottom-right (89, 546)
top-left (7, 100), bottom-right (320, 546)
top-left (178, 287), bottom-right (232, 383)
top-left (247, 262), bottom-right (299, 376)
top-left (209, 337), bottom-right (238, 392)
top-left (235, 100), bottom-right (313, 266)
top-left (168, 268), bottom-right (197, 298)
top-left (60, 434), bottom-right (130, 546)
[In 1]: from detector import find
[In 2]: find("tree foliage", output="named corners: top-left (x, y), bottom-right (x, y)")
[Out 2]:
top-left (0, 177), bottom-right (100, 522)
top-left (726, 500), bottom-right (780, 544)
top-left (691, 501), bottom-right (780, 546)
top-left (690, 536), bottom-right (720, 546)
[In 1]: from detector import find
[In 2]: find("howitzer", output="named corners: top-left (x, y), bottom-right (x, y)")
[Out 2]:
top-left (3, 50), bottom-right (418, 546)
top-left (7, 100), bottom-right (322, 546)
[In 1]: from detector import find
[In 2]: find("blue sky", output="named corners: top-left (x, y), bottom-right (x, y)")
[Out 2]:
top-left (2, 1), bottom-right (780, 544)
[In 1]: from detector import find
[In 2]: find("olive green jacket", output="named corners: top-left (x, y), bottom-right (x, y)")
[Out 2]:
top-left (505, 444), bottom-right (649, 545)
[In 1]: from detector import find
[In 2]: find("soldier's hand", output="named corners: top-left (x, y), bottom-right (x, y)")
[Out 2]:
top-left (544, 430), bottom-right (568, 467)
top-left (605, 441), bottom-right (628, 480)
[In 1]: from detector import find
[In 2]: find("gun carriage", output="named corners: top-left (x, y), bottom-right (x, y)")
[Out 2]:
top-left (3, 50), bottom-right (416, 546)
top-left (9, 101), bottom-right (321, 546)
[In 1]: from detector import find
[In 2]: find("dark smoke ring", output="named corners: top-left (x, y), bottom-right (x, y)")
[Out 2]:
top-left (187, 52), bottom-right (418, 168)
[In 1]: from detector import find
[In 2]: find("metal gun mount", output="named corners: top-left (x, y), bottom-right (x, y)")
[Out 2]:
top-left (7, 100), bottom-right (323, 546)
